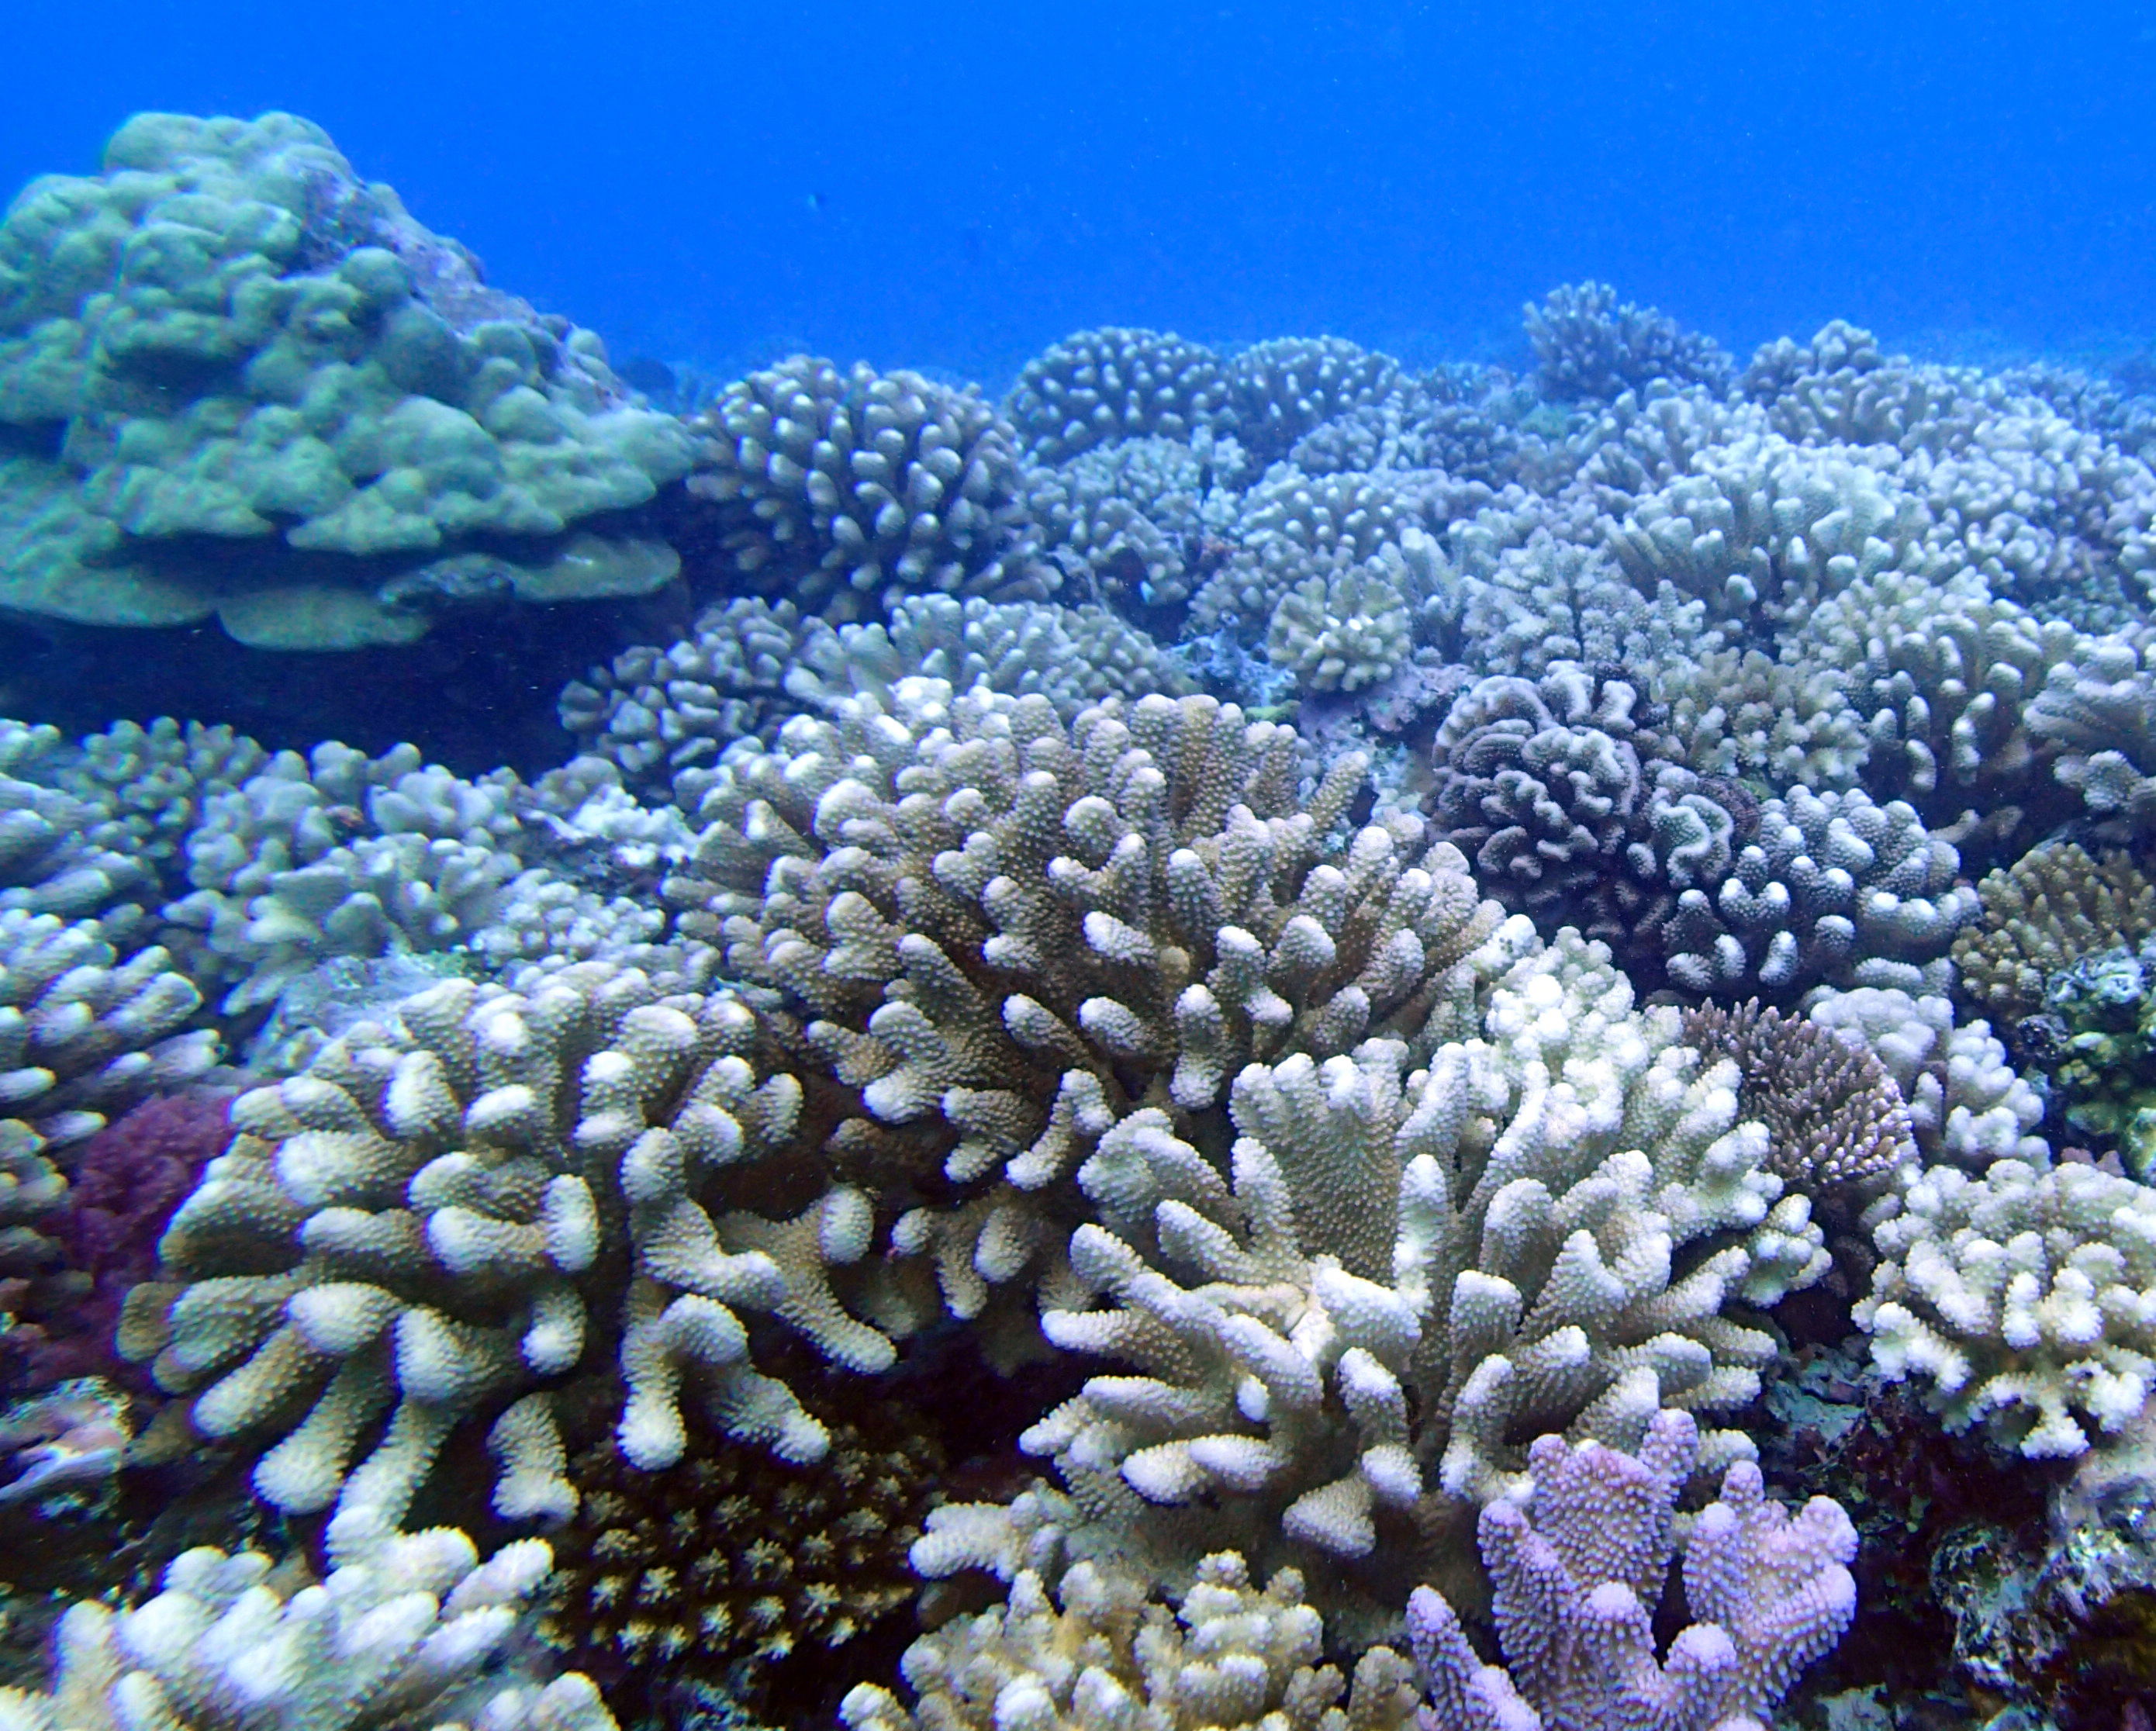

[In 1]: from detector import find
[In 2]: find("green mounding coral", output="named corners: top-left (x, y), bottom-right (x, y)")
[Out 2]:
top-left (0, 112), bottom-right (693, 650)
top-left (2032, 937), bottom-right (2156, 1178)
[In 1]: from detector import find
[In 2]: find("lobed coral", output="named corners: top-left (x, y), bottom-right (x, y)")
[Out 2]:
top-left (0, 113), bottom-right (690, 650)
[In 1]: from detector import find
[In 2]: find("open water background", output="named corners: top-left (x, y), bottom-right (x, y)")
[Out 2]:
top-left (7, 1), bottom-right (2154, 385)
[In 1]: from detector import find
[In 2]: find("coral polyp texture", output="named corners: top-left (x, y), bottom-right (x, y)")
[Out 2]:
top-left (548, 1391), bottom-right (942, 1708)
top-left (14, 118), bottom-right (2156, 1724)
top-left (1406, 1409), bottom-right (1857, 1731)
top-left (0, 113), bottom-right (691, 649)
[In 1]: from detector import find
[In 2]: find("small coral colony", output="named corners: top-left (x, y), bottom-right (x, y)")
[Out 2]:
top-left (6, 108), bottom-right (2156, 1731)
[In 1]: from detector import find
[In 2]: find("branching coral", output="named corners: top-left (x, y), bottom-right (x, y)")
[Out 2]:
top-left (1025, 431), bottom-right (1245, 606)
top-left (841, 1551), bottom-right (1419, 1731)
top-left (665, 681), bottom-right (1501, 1341)
top-left (119, 962), bottom-right (879, 1534)
top-left (1804, 985), bottom-right (2047, 1170)
top-left (1525, 283), bottom-right (1735, 403)
top-left (1424, 662), bottom-right (1720, 952)
top-left (1604, 434), bottom-right (1926, 631)
top-left (1656, 787), bottom-right (1977, 1000)
top-left (1264, 567), bottom-right (1413, 693)
top-left (1228, 337), bottom-right (1404, 463)
top-left (1786, 569), bottom-right (2083, 825)
top-left (1188, 466), bottom-right (1462, 633)
top-left (1857, 1158), bottom-right (2156, 1456)
top-left (2026, 634), bottom-right (2156, 829)
top-left (0, 1520), bottom-right (616, 1731)
top-left (985, 927), bottom-right (1822, 1621)
top-left (1407, 1409), bottom-right (1857, 1731)
top-left (684, 357), bottom-right (1048, 621)
top-left (1007, 329), bottom-right (1234, 461)
top-left (1680, 1001), bottom-right (1915, 1197)
top-left (561, 595), bottom-right (1194, 803)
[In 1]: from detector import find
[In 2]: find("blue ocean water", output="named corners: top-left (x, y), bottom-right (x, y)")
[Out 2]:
top-left (9, 0), bottom-right (2153, 385)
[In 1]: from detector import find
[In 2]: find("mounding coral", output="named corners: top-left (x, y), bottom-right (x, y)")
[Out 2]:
top-left (0, 112), bottom-right (692, 649)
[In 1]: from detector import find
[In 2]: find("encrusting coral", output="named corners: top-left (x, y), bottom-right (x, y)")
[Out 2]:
top-left (1406, 1408), bottom-right (1857, 1731)
top-left (116, 962), bottom-right (885, 1534)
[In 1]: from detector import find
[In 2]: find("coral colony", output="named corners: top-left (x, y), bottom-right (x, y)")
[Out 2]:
top-left (10, 109), bottom-right (2156, 1731)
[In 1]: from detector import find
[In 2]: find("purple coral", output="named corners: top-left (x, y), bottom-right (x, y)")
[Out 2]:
top-left (1408, 1411), bottom-right (1857, 1731)
top-left (3, 1091), bottom-right (230, 1391)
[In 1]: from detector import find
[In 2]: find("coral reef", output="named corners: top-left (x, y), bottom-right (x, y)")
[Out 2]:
top-left (9, 114), bottom-right (2156, 1726)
